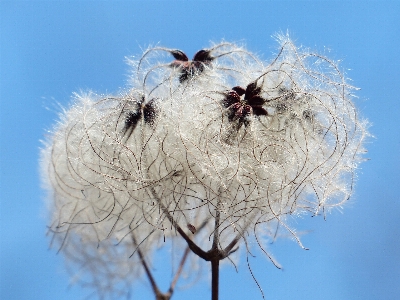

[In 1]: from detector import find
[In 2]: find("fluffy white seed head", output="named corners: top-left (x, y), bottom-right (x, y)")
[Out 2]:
top-left (41, 37), bottom-right (369, 295)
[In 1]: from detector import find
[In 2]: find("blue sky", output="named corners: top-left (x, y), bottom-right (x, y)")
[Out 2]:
top-left (1, 1), bottom-right (399, 299)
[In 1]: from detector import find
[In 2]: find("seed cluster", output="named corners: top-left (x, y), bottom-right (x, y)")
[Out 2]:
top-left (41, 35), bottom-right (368, 298)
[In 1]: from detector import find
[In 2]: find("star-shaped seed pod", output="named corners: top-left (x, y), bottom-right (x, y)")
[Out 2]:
top-left (123, 96), bottom-right (158, 140)
top-left (169, 49), bottom-right (214, 82)
top-left (222, 82), bottom-right (268, 128)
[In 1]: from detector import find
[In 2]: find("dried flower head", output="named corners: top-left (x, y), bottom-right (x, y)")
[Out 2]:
top-left (41, 35), bottom-right (368, 298)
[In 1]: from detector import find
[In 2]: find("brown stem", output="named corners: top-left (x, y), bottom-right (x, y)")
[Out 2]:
top-left (149, 186), bottom-right (208, 259)
top-left (222, 235), bottom-right (241, 258)
top-left (132, 232), bottom-right (177, 300)
top-left (212, 205), bottom-right (220, 251)
top-left (211, 259), bottom-right (220, 300)
top-left (210, 194), bottom-right (222, 300)
top-left (168, 218), bottom-right (210, 295)
top-left (168, 246), bottom-right (190, 295)
top-left (130, 233), bottom-right (164, 298)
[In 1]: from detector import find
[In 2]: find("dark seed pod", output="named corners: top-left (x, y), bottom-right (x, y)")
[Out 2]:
top-left (252, 106), bottom-right (268, 116)
top-left (193, 49), bottom-right (213, 63)
top-left (123, 98), bottom-right (159, 140)
top-left (143, 99), bottom-right (158, 127)
top-left (187, 224), bottom-right (196, 234)
top-left (170, 50), bottom-right (189, 61)
top-left (123, 109), bottom-right (142, 135)
top-left (232, 86), bottom-right (246, 96)
top-left (222, 82), bottom-right (268, 130)
top-left (247, 95), bottom-right (264, 106)
top-left (222, 90), bottom-right (241, 108)
top-left (245, 82), bottom-right (261, 100)
top-left (169, 48), bottom-right (215, 83)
